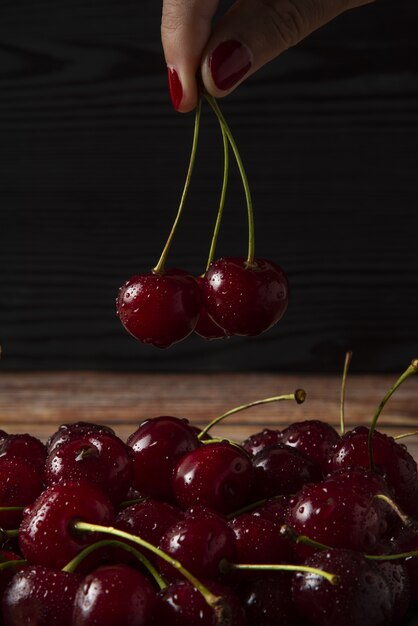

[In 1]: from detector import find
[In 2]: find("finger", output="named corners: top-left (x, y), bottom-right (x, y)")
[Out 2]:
top-left (200, 0), bottom-right (376, 97)
top-left (162, 0), bottom-right (220, 112)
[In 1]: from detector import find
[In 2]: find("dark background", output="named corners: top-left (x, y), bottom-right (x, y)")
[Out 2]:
top-left (1, 0), bottom-right (417, 373)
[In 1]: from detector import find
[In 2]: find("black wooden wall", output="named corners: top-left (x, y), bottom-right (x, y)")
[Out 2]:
top-left (1, 0), bottom-right (417, 372)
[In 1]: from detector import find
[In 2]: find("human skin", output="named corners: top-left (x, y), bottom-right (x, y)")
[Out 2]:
top-left (161, 0), bottom-right (376, 112)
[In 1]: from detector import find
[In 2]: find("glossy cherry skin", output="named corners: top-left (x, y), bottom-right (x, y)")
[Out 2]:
top-left (194, 276), bottom-right (229, 340)
top-left (19, 481), bottom-right (115, 569)
top-left (127, 416), bottom-right (200, 500)
top-left (328, 426), bottom-right (418, 515)
top-left (44, 433), bottom-right (133, 504)
top-left (47, 422), bottom-right (116, 454)
top-left (377, 560), bottom-right (411, 625)
top-left (0, 551), bottom-right (24, 599)
top-left (0, 434), bottom-right (47, 474)
top-left (292, 549), bottom-right (394, 626)
top-left (286, 479), bottom-right (385, 558)
top-left (391, 526), bottom-right (418, 607)
top-left (238, 573), bottom-right (302, 626)
top-left (116, 499), bottom-right (182, 563)
top-left (252, 444), bottom-right (322, 499)
top-left (0, 457), bottom-right (44, 529)
top-left (201, 257), bottom-right (289, 336)
top-left (172, 441), bottom-right (254, 515)
top-left (116, 270), bottom-right (202, 348)
top-left (280, 420), bottom-right (340, 474)
top-left (72, 564), bottom-right (156, 626)
top-left (242, 429), bottom-right (283, 457)
top-left (158, 506), bottom-right (236, 581)
top-left (251, 495), bottom-right (293, 525)
top-left (155, 579), bottom-right (247, 626)
top-left (2, 565), bottom-right (81, 626)
top-left (229, 513), bottom-right (293, 565)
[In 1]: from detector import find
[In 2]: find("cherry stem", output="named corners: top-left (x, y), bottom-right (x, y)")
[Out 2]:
top-left (227, 495), bottom-right (286, 520)
top-left (280, 525), bottom-right (330, 551)
top-left (205, 94), bottom-right (255, 266)
top-left (198, 389), bottom-right (306, 441)
top-left (223, 561), bottom-right (337, 585)
top-left (368, 359), bottom-right (418, 471)
top-left (394, 430), bottom-right (418, 441)
top-left (374, 493), bottom-right (418, 531)
top-left (72, 521), bottom-right (227, 621)
top-left (62, 538), bottom-right (166, 589)
top-left (202, 437), bottom-right (242, 447)
top-left (153, 100), bottom-right (202, 275)
top-left (2, 529), bottom-right (19, 538)
top-left (0, 507), bottom-right (25, 512)
top-left (205, 122), bottom-right (229, 271)
top-left (0, 559), bottom-right (27, 571)
top-left (340, 350), bottom-right (352, 436)
top-left (118, 498), bottom-right (146, 509)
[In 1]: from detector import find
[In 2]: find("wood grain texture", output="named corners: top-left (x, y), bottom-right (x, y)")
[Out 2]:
top-left (1, 0), bottom-right (418, 372)
top-left (1, 372), bottom-right (418, 460)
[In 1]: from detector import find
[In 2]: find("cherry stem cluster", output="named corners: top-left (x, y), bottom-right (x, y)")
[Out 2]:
top-left (205, 122), bottom-right (229, 271)
top-left (368, 359), bottom-right (418, 471)
top-left (72, 521), bottom-right (226, 618)
top-left (153, 100), bottom-right (202, 275)
top-left (205, 94), bottom-right (255, 266)
top-left (198, 389), bottom-right (306, 441)
top-left (62, 538), bottom-right (166, 589)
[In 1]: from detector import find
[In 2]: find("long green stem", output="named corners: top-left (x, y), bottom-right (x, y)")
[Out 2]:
top-left (198, 389), bottom-right (306, 441)
top-left (206, 123), bottom-right (229, 271)
top-left (368, 359), bottom-right (418, 470)
top-left (224, 562), bottom-right (337, 585)
top-left (340, 350), bottom-right (352, 436)
top-left (153, 100), bottom-right (202, 274)
top-left (62, 538), bottom-right (166, 589)
top-left (0, 559), bottom-right (27, 571)
top-left (72, 521), bottom-right (227, 621)
top-left (394, 430), bottom-right (418, 441)
top-left (205, 94), bottom-right (255, 266)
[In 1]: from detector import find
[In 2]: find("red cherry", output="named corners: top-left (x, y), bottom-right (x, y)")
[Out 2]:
top-left (0, 434), bottom-right (47, 474)
top-left (229, 513), bottom-right (293, 565)
top-left (172, 441), bottom-right (254, 515)
top-left (201, 257), bottom-right (289, 336)
top-left (0, 458), bottom-right (44, 529)
top-left (116, 499), bottom-right (182, 563)
top-left (2, 565), bottom-right (81, 626)
top-left (19, 481), bottom-right (115, 569)
top-left (72, 564), bottom-right (156, 626)
top-left (194, 277), bottom-right (228, 340)
top-left (377, 560), bottom-right (411, 625)
top-left (238, 572), bottom-right (302, 626)
top-left (280, 420), bottom-right (340, 474)
top-left (127, 416), bottom-right (200, 500)
top-left (155, 579), bottom-right (246, 625)
top-left (158, 506), bottom-right (236, 581)
top-left (242, 428), bottom-right (283, 456)
top-left (252, 444), bottom-right (322, 499)
top-left (47, 422), bottom-right (116, 455)
top-left (328, 426), bottom-right (418, 515)
top-left (0, 551), bottom-right (24, 599)
top-left (292, 548), bottom-right (394, 626)
top-left (44, 433), bottom-right (133, 504)
top-left (116, 270), bottom-right (202, 348)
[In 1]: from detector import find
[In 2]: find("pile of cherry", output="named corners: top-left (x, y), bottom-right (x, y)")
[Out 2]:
top-left (0, 366), bottom-right (418, 625)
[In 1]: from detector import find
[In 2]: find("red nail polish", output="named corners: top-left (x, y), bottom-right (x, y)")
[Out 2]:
top-left (167, 67), bottom-right (183, 110)
top-left (209, 40), bottom-right (252, 91)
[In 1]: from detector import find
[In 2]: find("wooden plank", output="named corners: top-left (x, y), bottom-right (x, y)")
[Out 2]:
top-left (1, 373), bottom-right (417, 459)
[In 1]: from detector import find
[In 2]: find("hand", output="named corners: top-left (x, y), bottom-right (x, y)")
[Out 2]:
top-left (161, 0), bottom-right (375, 112)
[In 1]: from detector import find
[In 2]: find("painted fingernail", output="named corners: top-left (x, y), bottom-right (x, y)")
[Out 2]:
top-left (167, 66), bottom-right (183, 110)
top-left (209, 40), bottom-right (252, 91)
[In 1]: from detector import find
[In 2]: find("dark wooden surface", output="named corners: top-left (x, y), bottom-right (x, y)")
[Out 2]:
top-left (1, 0), bottom-right (418, 373)
top-left (1, 372), bottom-right (417, 459)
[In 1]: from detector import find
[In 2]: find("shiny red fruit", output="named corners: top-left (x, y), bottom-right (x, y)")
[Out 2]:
top-left (19, 481), bottom-right (114, 569)
top-left (194, 276), bottom-right (228, 340)
top-left (116, 270), bottom-right (202, 348)
top-left (201, 257), bottom-right (289, 336)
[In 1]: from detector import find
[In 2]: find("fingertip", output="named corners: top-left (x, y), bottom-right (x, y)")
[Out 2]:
top-left (200, 39), bottom-right (253, 99)
top-left (167, 65), bottom-right (199, 113)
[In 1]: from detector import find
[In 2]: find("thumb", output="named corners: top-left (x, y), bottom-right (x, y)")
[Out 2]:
top-left (200, 0), bottom-right (376, 97)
